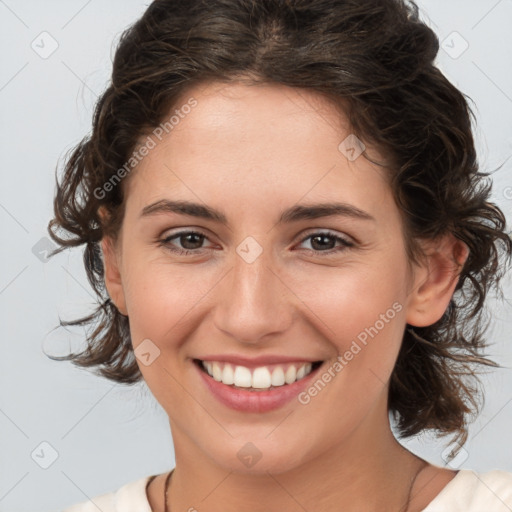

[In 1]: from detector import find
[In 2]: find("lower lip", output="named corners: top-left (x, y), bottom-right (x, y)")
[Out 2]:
top-left (195, 361), bottom-right (323, 413)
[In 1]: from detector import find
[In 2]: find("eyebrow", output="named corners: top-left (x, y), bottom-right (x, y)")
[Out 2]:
top-left (139, 199), bottom-right (375, 224)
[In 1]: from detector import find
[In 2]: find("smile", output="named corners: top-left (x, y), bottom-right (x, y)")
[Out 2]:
top-left (196, 359), bottom-right (323, 391)
top-left (194, 357), bottom-right (325, 413)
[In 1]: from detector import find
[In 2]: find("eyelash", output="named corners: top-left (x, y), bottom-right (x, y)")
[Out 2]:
top-left (158, 230), bottom-right (354, 257)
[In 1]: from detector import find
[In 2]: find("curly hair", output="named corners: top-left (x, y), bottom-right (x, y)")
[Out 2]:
top-left (47, 0), bottom-right (512, 454)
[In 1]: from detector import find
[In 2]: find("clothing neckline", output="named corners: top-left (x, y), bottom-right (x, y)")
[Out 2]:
top-left (420, 468), bottom-right (472, 510)
top-left (141, 467), bottom-right (467, 511)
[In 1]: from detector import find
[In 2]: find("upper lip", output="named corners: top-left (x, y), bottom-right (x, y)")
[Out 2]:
top-left (194, 354), bottom-right (323, 368)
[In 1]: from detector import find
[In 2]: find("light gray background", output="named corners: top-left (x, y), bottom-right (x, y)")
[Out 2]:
top-left (1, 1), bottom-right (511, 511)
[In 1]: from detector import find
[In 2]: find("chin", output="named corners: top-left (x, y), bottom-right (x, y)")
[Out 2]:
top-left (202, 435), bottom-right (315, 476)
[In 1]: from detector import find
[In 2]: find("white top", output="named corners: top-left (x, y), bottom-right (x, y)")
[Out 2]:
top-left (60, 469), bottom-right (512, 512)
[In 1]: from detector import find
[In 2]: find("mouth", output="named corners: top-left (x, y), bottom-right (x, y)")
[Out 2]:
top-left (193, 358), bottom-right (324, 392)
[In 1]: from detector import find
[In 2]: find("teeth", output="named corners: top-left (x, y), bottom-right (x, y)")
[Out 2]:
top-left (212, 362), bottom-right (222, 382)
top-left (284, 365), bottom-right (297, 384)
top-left (233, 365), bottom-right (252, 387)
top-left (252, 367), bottom-right (272, 389)
top-left (271, 366), bottom-right (285, 386)
top-left (222, 364), bottom-right (234, 385)
top-left (200, 360), bottom-right (317, 390)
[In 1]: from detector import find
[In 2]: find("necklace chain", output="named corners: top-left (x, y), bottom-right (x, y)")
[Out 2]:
top-left (164, 469), bottom-right (174, 512)
top-left (403, 460), bottom-right (427, 512)
top-left (162, 461), bottom-right (426, 512)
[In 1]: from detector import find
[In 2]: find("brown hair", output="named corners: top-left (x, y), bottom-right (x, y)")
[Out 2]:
top-left (47, 0), bottom-right (512, 453)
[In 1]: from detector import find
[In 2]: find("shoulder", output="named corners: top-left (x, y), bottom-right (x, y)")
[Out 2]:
top-left (423, 469), bottom-right (512, 512)
top-left (60, 475), bottom-right (155, 512)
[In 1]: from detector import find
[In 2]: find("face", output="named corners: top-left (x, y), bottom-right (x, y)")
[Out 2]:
top-left (102, 80), bottom-right (443, 474)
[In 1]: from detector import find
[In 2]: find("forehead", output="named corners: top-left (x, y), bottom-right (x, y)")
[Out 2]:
top-left (124, 80), bottom-right (394, 223)
top-left (158, 80), bottom-right (354, 156)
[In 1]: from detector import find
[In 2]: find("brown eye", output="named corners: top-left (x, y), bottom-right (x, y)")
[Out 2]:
top-left (160, 230), bottom-right (213, 255)
top-left (298, 231), bottom-right (354, 255)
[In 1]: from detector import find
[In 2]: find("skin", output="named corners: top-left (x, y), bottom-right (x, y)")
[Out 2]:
top-left (101, 80), bottom-right (468, 512)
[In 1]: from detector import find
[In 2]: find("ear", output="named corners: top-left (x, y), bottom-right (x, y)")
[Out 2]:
top-left (99, 207), bottom-right (128, 316)
top-left (406, 234), bottom-right (469, 327)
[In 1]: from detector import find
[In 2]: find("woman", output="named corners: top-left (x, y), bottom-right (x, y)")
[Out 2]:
top-left (48, 0), bottom-right (512, 510)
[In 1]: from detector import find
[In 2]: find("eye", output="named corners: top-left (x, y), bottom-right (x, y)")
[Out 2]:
top-left (296, 231), bottom-right (354, 255)
top-left (158, 229), bottom-right (354, 257)
top-left (159, 230), bottom-right (214, 255)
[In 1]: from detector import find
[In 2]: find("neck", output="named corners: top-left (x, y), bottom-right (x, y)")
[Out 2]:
top-left (165, 401), bottom-right (427, 512)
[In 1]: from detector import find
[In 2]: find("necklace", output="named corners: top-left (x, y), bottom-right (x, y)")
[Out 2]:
top-left (164, 469), bottom-right (174, 512)
top-left (402, 460), bottom-right (428, 512)
top-left (162, 461), bottom-right (426, 512)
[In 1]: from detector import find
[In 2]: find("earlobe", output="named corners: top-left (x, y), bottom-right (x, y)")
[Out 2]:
top-left (101, 235), bottom-right (128, 317)
top-left (406, 235), bottom-right (469, 327)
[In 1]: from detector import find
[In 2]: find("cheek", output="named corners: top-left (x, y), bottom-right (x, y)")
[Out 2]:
top-left (121, 256), bottom-right (220, 346)
top-left (298, 261), bottom-right (409, 376)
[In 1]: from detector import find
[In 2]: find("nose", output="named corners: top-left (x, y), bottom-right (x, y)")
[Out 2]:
top-left (213, 247), bottom-right (293, 344)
